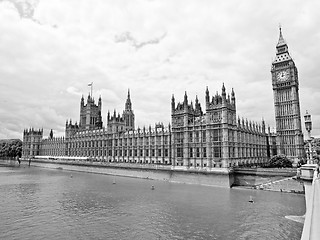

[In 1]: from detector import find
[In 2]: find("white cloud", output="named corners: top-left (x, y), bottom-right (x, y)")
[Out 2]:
top-left (114, 31), bottom-right (167, 50)
top-left (0, 0), bottom-right (320, 139)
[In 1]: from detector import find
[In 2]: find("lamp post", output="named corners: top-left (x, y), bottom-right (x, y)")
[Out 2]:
top-left (304, 110), bottom-right (312, 163)
top-left (299, 111), bottom-right (319, 237)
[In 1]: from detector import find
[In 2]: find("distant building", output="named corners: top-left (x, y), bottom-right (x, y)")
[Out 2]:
top-left (22, 28), bottom-right (306, 167)
top-left (22, 128), bottom-right (43, 157)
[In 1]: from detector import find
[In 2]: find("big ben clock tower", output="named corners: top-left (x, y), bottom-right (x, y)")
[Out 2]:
top-left (271, 27), bottom-right (304, 162)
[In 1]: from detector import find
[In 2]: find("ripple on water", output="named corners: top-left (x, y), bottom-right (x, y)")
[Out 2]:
top-left (0, 167), bottom-right (304, 240)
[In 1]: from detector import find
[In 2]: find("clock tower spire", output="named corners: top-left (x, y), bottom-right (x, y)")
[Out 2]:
top-left (271, 27), bottom-right (305, 163)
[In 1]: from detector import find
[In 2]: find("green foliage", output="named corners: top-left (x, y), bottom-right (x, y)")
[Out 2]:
top-left (0, 139), bottom-right (22, 158)
top-left (265, 154), bottom-right (293, 168)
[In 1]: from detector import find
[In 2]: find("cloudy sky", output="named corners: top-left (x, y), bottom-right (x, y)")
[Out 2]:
top-left (0, 0), bottom-right (320, 140)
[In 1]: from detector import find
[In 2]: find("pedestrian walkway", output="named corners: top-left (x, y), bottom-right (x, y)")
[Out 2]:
top-left (256, 177), bottom-right (304, 194)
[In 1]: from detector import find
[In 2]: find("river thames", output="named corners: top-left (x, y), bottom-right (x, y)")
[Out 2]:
top-left (0, 165), bottom-right (304, 240)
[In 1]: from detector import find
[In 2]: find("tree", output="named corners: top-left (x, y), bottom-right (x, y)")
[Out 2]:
top-left (0, 139), bottom-right (22, 158)
top-left (264, 154), bottom-right (292, 168)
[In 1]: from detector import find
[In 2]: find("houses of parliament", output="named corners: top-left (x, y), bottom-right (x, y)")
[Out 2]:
top-left (22, 29), bottom-right (305, 168)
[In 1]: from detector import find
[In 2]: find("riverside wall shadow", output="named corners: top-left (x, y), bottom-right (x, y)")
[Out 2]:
top-left (16, 159), bottom-right (234, 188)
top-left (0, 159), bottom-right (297, 188)
top-left (233, 167), bottom-right (297, 187)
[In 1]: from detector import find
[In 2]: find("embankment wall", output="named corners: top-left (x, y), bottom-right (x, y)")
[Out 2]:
top-left (1, 159), bottom-right (297, 188)
top-left (4, 159), bottom-right (233, 188)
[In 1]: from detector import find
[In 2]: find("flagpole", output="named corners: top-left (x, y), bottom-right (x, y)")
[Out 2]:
top-left (91, 82), bottom-right (93, 98)
top-left (88, 82), bottom-right (93, 97)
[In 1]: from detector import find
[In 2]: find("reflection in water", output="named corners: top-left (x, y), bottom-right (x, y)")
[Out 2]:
top-left (0, 166), bottom-right (305, 240)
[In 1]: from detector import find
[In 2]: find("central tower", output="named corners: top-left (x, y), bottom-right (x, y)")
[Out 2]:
top-left (271, 27), bottom-right (304, 161)
top-left (79, 94), bottom-right (103, 130)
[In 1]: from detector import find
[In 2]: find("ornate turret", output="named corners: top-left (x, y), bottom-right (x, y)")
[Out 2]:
top-left (195, 95), bottom-right (199, 109)
top-left (194, 95), bottom-right (202, 115)
top-left (262, 118), bottom-right (266, 133)
top-left (205, 86), bottom-right (210, 104)
top-left (183, 91), bottom-right (188, 107)
top-left (81, 95), bottom-right (84, 107)
top-left (222, 83), bottom-right (226, 100)
top-left (98, 95), bottom-right (102, 110)
top-left (123, 89), bottom-right (135, 131)
top-left (171, 94), bottom-right (175, 112)
top-left (231, 88), bottom-right (235, 106)
top-left (125, 89), bottom-right (132, 111)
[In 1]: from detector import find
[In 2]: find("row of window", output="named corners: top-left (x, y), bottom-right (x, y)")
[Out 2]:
top-left (68, 136), bottom-right (170, 148)
top-left (68, 134), bottom-right (265, 148)
top-left (177, 146), bottom-right (266, 158)
top-left (179, 130), bottom-right (265, 143)
top-left (69, 148), bottom-right (170, 158)
top-left (41, 150), bottom-right (65, 156)
top-left (67, 146), bottom-right (266, 158)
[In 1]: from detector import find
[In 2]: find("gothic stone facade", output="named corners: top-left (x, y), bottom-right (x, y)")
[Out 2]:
top-left (23, 85), bottom-right (269, 168)
top-left (271, 28), bottom-right (305, 161)
top-left (171, 85), bottom-right (268, 168)
top-left (22, 128), bottom-right (43, 157)
top-left (22, 28), bottom-right (305, 167)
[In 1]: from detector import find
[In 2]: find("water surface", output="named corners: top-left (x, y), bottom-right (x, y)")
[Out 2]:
top-left (0, 166), bottom-right (305, 239)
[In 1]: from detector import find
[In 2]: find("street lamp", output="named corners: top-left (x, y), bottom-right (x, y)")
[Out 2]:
top-left (304, 110), bottom-right (312, 163)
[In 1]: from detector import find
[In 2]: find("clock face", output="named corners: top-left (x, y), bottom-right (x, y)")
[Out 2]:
top-left (277, 70), bottom-right (289, 81)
